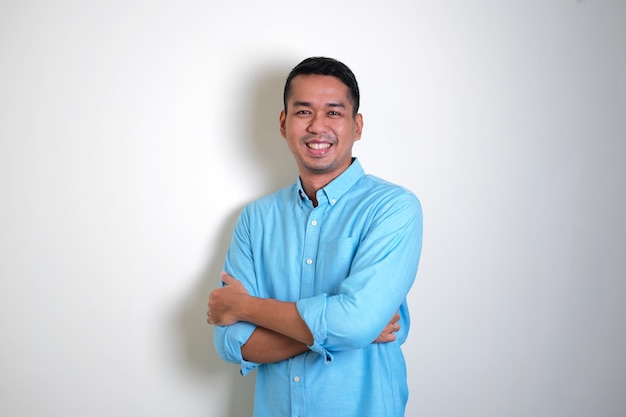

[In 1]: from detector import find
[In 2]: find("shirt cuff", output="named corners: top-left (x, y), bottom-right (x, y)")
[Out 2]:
top-left (307, 341), bottom-right (334, 364)
top-left (240, 357), bottom-right (258, 376)
top-left (214, 321), bottom-right (259, 376)
top-left (296, 294), bottom-right (333, 364)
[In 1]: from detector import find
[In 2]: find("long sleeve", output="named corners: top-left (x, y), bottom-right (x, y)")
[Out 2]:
top-left (213, 209), bottom-right (260, 375)
top-left (297, 188), bottom-right (423, 352)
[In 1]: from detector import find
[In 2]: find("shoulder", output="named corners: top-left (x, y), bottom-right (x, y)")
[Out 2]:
top-left (358, 174), bottom-right (422, 211)
top-left (343, 174), bottom-right (423, 231)
top-left (241, 183), bottom-right (297, 217)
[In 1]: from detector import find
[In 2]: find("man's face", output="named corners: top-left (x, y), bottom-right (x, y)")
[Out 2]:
top-left (280, 74), bottom-right (363, 184)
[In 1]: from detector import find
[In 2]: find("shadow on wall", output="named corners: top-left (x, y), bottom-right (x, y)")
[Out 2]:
top-left (242, 63), bottom-right (299, 190)
top-left (176, 63), bottom-right (297, 416)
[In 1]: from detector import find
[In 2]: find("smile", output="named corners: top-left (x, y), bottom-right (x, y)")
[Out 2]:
top-left (307, 143), bottom-right (332, 149)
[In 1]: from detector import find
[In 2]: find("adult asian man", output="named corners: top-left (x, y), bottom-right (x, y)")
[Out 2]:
top-left (207, 56), bottom-right (423, 417)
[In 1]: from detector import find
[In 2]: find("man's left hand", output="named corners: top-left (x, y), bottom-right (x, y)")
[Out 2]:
top-left (373, 312), bottom-right (401, 343)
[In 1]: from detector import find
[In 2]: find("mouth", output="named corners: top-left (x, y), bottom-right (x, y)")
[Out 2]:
top-left (307, 142), bottom-right (332, 150)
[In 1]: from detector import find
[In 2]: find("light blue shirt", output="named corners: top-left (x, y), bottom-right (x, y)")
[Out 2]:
top-left (214, 159), bottom-right (423, 417)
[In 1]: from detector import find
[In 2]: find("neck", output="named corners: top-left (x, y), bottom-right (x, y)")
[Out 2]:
top-left (299, 170), bottom-right (344, 207)
top-left (300, 176), bottom-right (327, 207)
top-left (298, 158), bottom-right (355, 207)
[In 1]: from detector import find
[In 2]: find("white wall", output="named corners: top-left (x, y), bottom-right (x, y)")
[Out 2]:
top-left (1, 1), bottom-right (624, 416)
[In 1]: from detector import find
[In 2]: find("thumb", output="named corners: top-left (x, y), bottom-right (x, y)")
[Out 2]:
top-left (220, 271), bottom-right (236, 286)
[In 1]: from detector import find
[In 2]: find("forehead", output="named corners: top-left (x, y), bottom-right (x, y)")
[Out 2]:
top-left (287, 74), bottom-right (352, 107)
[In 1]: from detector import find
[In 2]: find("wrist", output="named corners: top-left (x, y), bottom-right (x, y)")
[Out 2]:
top-left (237, 293), bottom-right (255, 323)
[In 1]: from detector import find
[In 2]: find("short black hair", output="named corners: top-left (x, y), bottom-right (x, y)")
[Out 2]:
top-left (283, 57), bottom-right (360, 116)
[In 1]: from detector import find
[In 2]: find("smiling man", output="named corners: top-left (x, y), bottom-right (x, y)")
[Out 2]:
top-left (207, 57), bottom-right (423, 417)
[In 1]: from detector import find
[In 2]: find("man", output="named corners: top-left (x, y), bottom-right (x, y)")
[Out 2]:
top-left (207, 57), bottom-right (423, 417)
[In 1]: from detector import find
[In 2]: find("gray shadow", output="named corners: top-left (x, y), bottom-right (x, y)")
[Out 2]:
top-left (239, 62), bottom-right (298, 192)
top-left (177, 205), bottom-right (256, 416)
top-left (176, 62), bottom-right (297, 416)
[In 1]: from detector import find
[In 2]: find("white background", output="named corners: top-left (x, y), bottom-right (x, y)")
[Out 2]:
top-left (1, 1), bottom-right (624, 416)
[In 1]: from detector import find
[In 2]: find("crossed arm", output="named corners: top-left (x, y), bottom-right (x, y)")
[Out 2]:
top-left (207, 272), bottom-right (401, 363)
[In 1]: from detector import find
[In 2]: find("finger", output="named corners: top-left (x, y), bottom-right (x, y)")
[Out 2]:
top-left (220, 271), bottom-right (236, 285)
top-left (391, 312), bottom-right (401, 324)
top-left (374, 332), bottom-right (397, 343)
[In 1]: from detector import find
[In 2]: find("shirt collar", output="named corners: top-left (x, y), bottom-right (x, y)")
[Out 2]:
top-left (296, 158), bottom-right (365, 207)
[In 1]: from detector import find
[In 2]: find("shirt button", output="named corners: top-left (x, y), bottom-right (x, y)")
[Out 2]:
top-left (311, 220), bottom-right (317, 226)
top-left (330, 199), bottom-right (336, 204)
top-left (293, 376), bottom-right (300, 382)
top-left (306, 259), bottom-right (313, 265)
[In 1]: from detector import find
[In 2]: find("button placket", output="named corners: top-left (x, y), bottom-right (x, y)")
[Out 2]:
top-left (301, 206), bottom-right (323, 299)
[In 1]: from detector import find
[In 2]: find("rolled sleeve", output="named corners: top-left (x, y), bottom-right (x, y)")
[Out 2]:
top-left (213, 208), bottom-right (261, 376)
top-left (214, 321), bottom-right (259, 376)
top-left (296, 294), bottom-right (333, 363)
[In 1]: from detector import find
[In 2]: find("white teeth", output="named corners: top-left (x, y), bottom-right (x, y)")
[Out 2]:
top-left (308, 143), bottom-right (331, 149)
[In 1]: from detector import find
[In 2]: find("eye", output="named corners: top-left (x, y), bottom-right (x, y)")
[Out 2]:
top-left (295, 110), bottom-right (311, 115)
top-left (327, 111), bottom-right (342, 117)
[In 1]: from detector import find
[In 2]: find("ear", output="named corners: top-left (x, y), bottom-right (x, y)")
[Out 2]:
top-left (354, 113), bottom-right (363, 141)
top-left (279, 110), bottom-right (287, 139)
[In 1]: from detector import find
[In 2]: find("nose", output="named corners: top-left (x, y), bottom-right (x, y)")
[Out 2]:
top-left (307, 112), bottom-right (328, 134)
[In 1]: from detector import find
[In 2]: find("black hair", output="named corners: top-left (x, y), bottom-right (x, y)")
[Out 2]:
top-left (283, 57), bottom-right (360, 116)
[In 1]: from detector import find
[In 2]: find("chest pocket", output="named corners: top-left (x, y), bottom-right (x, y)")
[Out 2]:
top-left (318, 237), bottom-right (359, 294)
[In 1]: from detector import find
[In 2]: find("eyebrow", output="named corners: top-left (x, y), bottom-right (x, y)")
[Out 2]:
top-left (292, 100), bottom-right (346, 109)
